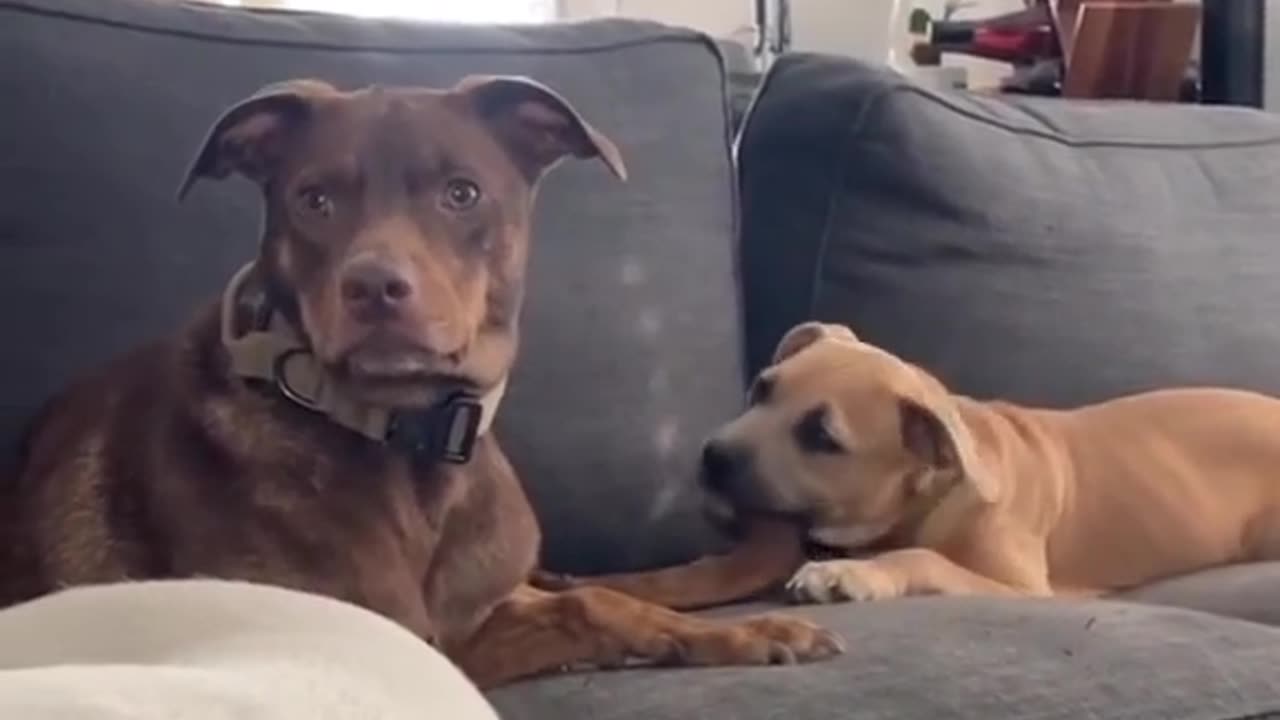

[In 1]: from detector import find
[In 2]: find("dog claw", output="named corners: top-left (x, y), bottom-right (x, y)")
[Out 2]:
top-left (784, 572), bottom-right (836, 604)
top-left (829, 578), bottom-right (853, 601)
top-left (786, 560), bottom-right (891, 604)
top-left (783, 574), bottom-right (816, 603)
top-left (662, 634), bottom-right (693, 666)
top-left (596, 654), bottom-right (629, 671)
top-left (768, 642), bottom-right (798, 665)
top-left (627, 615), bottom-right (843, 669)
top-left (530, 569), bottom-right (579, 591)
top-left (814, 629), bottom-right (846, 658)
top-left (736, 614), bottom-right (845, 665)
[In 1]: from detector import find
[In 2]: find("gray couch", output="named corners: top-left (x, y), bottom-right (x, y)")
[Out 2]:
top-left (5, 1), bottom-right (1280, 717)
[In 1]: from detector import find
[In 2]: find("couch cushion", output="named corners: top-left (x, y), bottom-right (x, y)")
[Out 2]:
top-left (1119, 562), bottom-right (1280, 626)
top-left (488, 597), bottom-right (1280, 719)
top-left (0, 0), bottom-right (741, 573)
top-left (737, 54), bottom-right (1280, 404)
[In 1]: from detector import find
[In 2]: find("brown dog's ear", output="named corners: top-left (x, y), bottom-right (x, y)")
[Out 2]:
top-left (455, 75), bottom-right (627, 182)
top-left (772, 322), bottom-right (859, 364)
top-left (898, 393), bottom-right (999, 504)
top-left (177, 79), bottom-right (338, 200)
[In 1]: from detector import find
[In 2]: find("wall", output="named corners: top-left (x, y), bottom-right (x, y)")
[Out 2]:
top-left (560, 0), bottom-right (1026, 87)
top-left (560, 0), bottom-right (756, 46)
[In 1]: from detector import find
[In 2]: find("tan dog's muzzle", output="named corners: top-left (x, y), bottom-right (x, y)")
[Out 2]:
top-left (698, 434), bottom-right (815, 528)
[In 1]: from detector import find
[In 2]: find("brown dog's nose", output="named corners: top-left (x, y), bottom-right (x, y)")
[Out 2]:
top-left (340, 256), bottom-right (414, 318)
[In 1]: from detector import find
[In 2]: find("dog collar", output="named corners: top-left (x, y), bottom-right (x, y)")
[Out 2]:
top-left (218, 263), bottom-right (505, 463)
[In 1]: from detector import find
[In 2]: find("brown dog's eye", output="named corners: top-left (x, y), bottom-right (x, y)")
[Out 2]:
top-left (795, 407), bottom-right (843, 454)
top-left (297, 186), bottom-right (333, 218)
top-left (442, 178), bottom-right (482, 211)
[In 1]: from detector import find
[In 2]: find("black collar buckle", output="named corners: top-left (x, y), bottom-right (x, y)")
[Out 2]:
top-left (386, 393), bottom-right (484, 464)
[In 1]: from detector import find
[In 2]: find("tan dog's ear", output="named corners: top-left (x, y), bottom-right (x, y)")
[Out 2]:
top-left (898, 393), bottom-right (999, 503)
top-left (455, 75), bottom-right (627, 182)
top-left (177, 79), bottom-right (338, 200)
top-left (772, 322), bottom-right (859, 364)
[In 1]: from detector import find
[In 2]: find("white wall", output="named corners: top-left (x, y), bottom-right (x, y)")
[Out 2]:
top-left (561, 0), bottom-right (755, 44)
top-left (561, 0), bottom-right (1026, 87)
top-left (789, 0), bottom-right (897, 61)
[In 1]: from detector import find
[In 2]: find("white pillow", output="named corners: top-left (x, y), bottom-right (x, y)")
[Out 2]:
top-left (0, 579), bottom-right (499, 720)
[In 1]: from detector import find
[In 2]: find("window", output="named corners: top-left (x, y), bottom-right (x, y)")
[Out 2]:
top-left (229, 0), bottom-right (556, 24)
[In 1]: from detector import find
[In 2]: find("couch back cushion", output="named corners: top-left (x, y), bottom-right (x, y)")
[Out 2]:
top-left (0, 0), bottom-right (742, 573)
top-left (737, 54), bottom-right (1280, 405)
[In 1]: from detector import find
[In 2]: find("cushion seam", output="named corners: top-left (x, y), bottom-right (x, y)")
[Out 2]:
top-left (806, 85), bottom-right (896, 318)
top-left (732, 59), bottom-right (784, 382)
top-left (1221, 711), bottom-right (1280, 720)
top-left (878, 81), bottom-right (1280, 150)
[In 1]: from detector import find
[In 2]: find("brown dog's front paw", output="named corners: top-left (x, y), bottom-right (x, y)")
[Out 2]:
top-left (740, 614), bottom-right (846, 664)
top-left (675, 614), bottom-right (845, 667)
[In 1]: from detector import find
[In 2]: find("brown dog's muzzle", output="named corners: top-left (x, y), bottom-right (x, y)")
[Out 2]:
top-left (333, 250), bottom-right (469, 366)
top-left (339, 254), bottom-right (416, 323)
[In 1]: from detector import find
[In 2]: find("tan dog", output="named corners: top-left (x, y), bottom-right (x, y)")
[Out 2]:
top-left (542, 321), bottom-right (1280, 608)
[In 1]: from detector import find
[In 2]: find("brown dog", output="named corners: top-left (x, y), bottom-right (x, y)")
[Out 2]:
top-left (2, 78), bottom-right (843, 688)
top-left (543, 321), bottom-right (1280, 609)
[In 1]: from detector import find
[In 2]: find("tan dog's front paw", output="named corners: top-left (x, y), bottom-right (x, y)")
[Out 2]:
top-left (678, 613), bottom-right (845, 666)
top-left (786, 560), bottom-right (899, 604)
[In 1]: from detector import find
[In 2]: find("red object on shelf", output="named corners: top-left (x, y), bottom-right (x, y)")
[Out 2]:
top-left (965, 26), bottom-right (1057, 63)
top-left (927, 3), bottom-right (1062, 66)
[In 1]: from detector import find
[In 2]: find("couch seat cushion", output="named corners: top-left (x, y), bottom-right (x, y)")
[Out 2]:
top-left (489, 596), bottom-right (1280, 719)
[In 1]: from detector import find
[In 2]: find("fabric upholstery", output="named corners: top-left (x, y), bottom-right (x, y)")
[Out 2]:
top-left (490, 597), bottom-right (1280, 719)
top-left (1119, 562), bottom-right (1280, 627)
top-left (737, 54), bottom-right (1280, 406)
top-left (10, 10), bottom-right (1280, 719)
top-left (0, 0), bottom-right (743, 573)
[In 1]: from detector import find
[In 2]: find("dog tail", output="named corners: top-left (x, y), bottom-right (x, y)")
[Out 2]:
top-left (530, 517), bottom-right (806, 610)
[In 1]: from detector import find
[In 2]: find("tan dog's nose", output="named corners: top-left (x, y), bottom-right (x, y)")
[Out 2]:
top-left (340, 256), bottom-right (415, 321)
top-left (701, 440), bottom-right (744, 495)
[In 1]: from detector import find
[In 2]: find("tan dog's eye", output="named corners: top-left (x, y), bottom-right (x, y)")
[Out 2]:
top-left (795, 407), bottom-right (843, 454)
top-left (297, 185), bottom-right (334, 218)
top-left (442, 178), bottom-right (482, 211)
